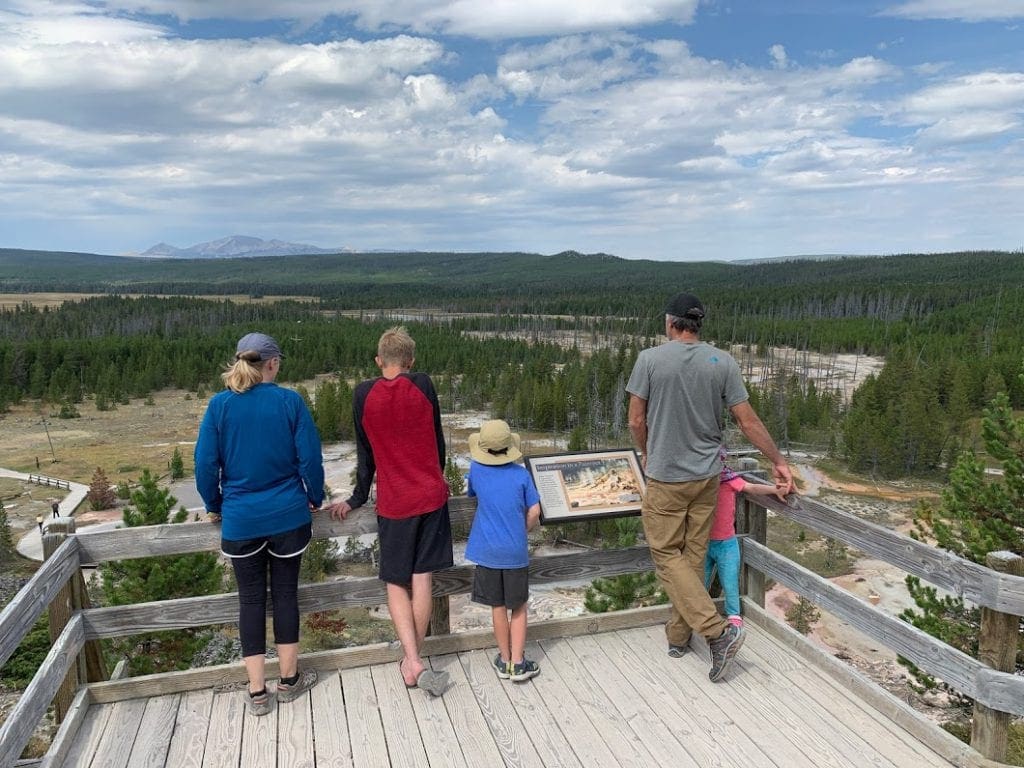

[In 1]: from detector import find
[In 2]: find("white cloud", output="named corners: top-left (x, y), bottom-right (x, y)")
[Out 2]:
top-left (67, 0), bottom-right (701, 38)
top-left (769, 44), bottom-right (788, 69)
top-left (883, 1), bottom-right (1024, 22)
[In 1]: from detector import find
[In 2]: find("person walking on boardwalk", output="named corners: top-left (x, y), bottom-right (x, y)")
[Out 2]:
top-left (328, 326), bottom-right (453, 696)
top-left (627, 293), bottom-right (793, 682)
top-left (195, 332), bottom-right (323, 716)
top-left (465, 420), bottom-right (542, 682)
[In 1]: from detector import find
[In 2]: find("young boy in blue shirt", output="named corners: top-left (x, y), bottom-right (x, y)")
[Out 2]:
top-left (466, 420), bottom-right (542, 681)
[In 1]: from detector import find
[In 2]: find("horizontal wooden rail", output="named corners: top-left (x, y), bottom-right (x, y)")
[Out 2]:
top-left (0, 614), bottom-right (84, 768)
top-left (742, 539), bottom-right (1024, 716)
top-left (79, 545), bottom-right (656, 639)
top-left (0, 537), bottom-right (80, 669)
top-left (761, 494), bottom-right (1024, 616)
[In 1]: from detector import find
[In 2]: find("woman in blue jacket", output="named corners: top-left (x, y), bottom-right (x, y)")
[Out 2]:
top-left (195, 332), bottom-right (324, 715)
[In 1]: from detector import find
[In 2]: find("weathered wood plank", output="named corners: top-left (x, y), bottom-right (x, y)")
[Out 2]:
top-left (278, 680), bottom-right (315, 768)
top-left (201, 690), bottom-right (244, 768)
top-left (742, 539), bottom-right (1024, 715)
top-left (0, 537), bottom-right (80, 669)
top-left (42, 531), bottom-right (78, 724)
top-left (369, 661), bottom-right (430, 768)
top-left (458, 649), bottom-right (552, 768)
top-left (341, 666), bottom-right (390, 768)
top-left (126, 694), bottom-right (178, 768)
top-left (48, 700), bottom-right (112, 768)
top-left (537, 636), bottom-right (662, 767)
top-left (39, 688), bottom-right (93, 768)
top-left (555, 634), bottom-right (701, 768)
top-left (732, 637), bottom-right (901, 768)
top-left (0, 615), bottom-right (85, 768)
top-left (634, 626), bottom-right (827, 768)
top-left (426, 653), bottom-right (506, 767)
top-left (741, 600), bottom-right (990, 768)
top-left (79, 547), bottom-right (658, 639)
top-left (522, 641), bottom-right (621, 767)
top-left (164, 689), bottom-right (213, 768)
top-left (85, 607), bottom-right (670, 704)
top-left (768, 496), bottom-right (1024, 615)
top-left (90, 698), bottom-right (147, 768)
top-left (613, 626), bottom-right (781, 768)
top-left (741, 630), bottom-right (946, 768)
top-left (403, 656), bottom-right (469, 768)
top-left (239, 690), bottom-right (276, 767)
top-left (72, 500), bottom-right (479, 564)
top-left (310, 671), bottom-right (354, 768)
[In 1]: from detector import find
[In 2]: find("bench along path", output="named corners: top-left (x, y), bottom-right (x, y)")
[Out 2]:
top-left (52, 618), bottom-right (954, 768)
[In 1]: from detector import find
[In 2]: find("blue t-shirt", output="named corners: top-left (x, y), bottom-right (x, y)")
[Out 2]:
top-left (194, 382), bottom-right (324, 541)
top-left (465, 461), bottom-right (540, 569)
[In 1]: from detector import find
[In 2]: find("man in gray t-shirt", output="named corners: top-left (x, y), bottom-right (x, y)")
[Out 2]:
top-left (626, 291), bottom-right (793, 682)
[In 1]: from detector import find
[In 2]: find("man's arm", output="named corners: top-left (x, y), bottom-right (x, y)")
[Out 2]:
top-left (628, 394), bottom-right (649, 471)
top-left (729, 400), bottom-right (794, 493)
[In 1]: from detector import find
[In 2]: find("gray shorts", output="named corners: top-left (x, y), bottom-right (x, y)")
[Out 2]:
top-left (471, 565), bottom-right (529, 610)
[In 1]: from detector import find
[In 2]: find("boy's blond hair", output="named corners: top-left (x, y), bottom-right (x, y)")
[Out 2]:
top-left (377, 325), bottom-right (415, 367)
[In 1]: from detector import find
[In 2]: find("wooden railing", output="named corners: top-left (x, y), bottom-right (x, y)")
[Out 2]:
top-left (26, 474), bottom-right (71, 491)
top-left (735, 490), bottom-right (1024, 764)
top-left (1, 491), bottom-right (1022, 767)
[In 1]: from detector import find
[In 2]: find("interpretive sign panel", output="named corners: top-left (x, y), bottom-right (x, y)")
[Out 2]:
top-left (524, 449), bottom-right (646, 524)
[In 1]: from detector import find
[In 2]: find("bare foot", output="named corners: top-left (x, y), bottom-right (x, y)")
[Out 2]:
top-left (399, 657), bottom-right (423, 687)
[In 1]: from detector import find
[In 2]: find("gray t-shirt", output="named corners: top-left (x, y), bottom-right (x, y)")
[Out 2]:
top-left (626, 340), bottom-right (748, 483)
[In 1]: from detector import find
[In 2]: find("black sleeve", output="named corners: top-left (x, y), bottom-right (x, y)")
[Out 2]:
top-left (346, 380), bottom-right (376, 509)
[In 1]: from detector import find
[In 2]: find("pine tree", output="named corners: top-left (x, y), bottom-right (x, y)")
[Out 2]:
top-left (900, 378), bottom-right (1024, 706)
top-left (0, 500), bottom-right (15, 563)
top-left (786, 596), bottom-right (821, 634)
top-left (444, 454), bottom-right (465, 496)
top-left (169, 447), bottom-right (185, 480)
top-left (99, 469), bottom-right (224, 675)
top-left (87, 467), bottom-right (117, 511)
top-left (584, 518), bottom-right (667, 613)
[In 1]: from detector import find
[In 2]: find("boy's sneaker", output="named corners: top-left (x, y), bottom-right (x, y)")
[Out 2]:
top-left (277, 669), bottom-right (318, 702)
top-left (509, 658), bottom-right (540, 682)
top-left (667, 642), bottom-right (690, 658)
top-left (708, 624), bottom-right (745, 682)
top-left (493, 654), bottom-right (511, 679)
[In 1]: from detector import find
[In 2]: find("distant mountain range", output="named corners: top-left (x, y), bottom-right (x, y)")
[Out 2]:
top-left (139, 235), bottom-right (347, 258)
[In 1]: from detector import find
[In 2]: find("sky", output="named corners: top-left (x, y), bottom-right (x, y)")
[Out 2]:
top-left (0, 1), bottom-right (1022, 261)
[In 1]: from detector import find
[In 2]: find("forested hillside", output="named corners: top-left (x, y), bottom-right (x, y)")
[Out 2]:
top-left (0, 249), bottom-right (1021, 478)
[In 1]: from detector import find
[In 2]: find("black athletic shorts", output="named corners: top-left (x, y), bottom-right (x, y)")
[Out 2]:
top-left (471, 565), bottom-right (529, 610)
top-left (377, 504), bottom-right (454, 586)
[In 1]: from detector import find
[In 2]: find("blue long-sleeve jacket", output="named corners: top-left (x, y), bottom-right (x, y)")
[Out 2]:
top-left (194, 382), bottom-right (324, 541)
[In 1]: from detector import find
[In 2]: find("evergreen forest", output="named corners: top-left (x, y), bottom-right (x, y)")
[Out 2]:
top-left (0, 248), bottom-right (1022, 479)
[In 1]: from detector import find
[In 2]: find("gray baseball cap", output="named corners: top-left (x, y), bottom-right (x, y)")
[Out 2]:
top-left (235, 332), bottom-right (284, 361)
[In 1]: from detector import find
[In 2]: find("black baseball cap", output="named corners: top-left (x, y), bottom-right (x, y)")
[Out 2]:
top-left (664, 292), bottom-right (705, 319)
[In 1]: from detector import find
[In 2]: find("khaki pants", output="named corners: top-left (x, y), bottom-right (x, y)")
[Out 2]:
top-left (642, 476), bottom-right (728, 645)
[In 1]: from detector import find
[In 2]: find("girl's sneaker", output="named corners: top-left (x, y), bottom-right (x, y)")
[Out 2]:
top-left (509, 658), bottom-right (540, 682)
top-left (728, 615), bottom-right (744, 629)
top-left (493, 654), bottom-right (511, 679)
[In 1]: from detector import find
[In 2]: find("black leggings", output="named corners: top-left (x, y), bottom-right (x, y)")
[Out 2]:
top-left (231, 547), bottom-right (303, 658)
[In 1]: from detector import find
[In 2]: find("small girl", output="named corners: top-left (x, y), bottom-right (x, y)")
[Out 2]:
top-left (706, 449), bottom-right (788, 627)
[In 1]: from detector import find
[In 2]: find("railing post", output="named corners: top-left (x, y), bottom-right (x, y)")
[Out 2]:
top-left (971, 550), bottom-right (1023, 762)
top-left (429, 595), bottom-right (450, 637)
top-left (44, 519), bottom-right (108, 690)
top-left (42, 523), bottom-right (78, 723)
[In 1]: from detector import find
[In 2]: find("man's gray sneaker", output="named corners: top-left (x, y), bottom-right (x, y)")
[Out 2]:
top-left (708, 624), bottom-right (745, 682)
top-left (667, 642), bottom-right (690, 658)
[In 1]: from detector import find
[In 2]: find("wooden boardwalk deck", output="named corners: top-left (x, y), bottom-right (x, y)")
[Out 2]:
top-left (52, 621), bottom-right (956, 768)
